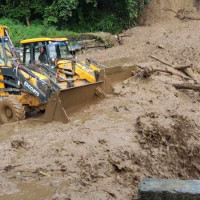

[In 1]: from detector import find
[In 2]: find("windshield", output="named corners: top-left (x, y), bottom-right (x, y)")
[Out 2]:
top-left (0, 38), bottom-right (12, 65)
top-left (47, 41), bottom-right (70, 60)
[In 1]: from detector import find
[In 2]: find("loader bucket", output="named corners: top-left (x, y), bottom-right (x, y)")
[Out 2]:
top-left (43, 65), bottom-right (137, 123)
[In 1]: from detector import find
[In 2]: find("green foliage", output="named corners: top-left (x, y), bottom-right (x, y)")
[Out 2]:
top-left (0, 0), bottom-right (151, 35)
top-left (44, 0), bottom-right (79, 28)
top-left (0, 0), bottom-right (48, 24)
top-left (96, 14), bottom-right (124, 34)
top-left (0, 18), bottom-right (81, 46)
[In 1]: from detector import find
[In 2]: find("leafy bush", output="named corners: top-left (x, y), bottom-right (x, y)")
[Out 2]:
top-left (0, 18), bottom-right (81, 46)
top-left (96, 14), bottom-right (125, 34)
top-left (0, 0), bottom-right (151, 35)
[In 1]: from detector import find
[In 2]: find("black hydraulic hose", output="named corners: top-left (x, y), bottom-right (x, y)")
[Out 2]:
top-left (3, 29), bottom-right (47, 86)
top-left (12, 62), bottom-right (47, 86)
top-left (40, 63), bottom-right (57, 76)
top-left (39, 67), bottom-right (60, 90)
top-left (0, 79), bottom-right (19, 88)
top-left (86, 57), bottom-right (106, 69)
top-left (38, 63), bottom-right (70, 84)
top-left (59, 69), bottom-right (75, 76)
top-left (4, 29), bottom-right (17, 58)
top-left (0, 88), bottom-right (20, 92)
top-left (71, 59), bottom-right (75, 75)
top-left (1, 29), bottom-right (47, 87)
top-left (58, 59), bottom-right (76, 76)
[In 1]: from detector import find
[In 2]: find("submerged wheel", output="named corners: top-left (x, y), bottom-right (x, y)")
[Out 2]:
top-left (0, 97), bottom-right (25, 123)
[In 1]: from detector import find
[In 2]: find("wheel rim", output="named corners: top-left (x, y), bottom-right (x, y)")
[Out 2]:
top-left (4, 106), bottom-right (13, 120)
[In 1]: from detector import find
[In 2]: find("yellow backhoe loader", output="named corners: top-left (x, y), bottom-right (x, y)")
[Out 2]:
top-left (0, 26), bottom-right (67, 123)
top-left (0, 25), bottom-right (135, 124)
top-left (19, 37), bottom-right (136, 120)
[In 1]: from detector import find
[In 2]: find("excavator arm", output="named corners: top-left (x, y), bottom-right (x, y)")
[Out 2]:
top-left (0, 29), bottom-right (52, 103)
top-left (0, 25), bottom-right (70, 123)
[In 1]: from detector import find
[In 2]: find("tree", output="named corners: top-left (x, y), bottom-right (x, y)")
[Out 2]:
top-left (0, 0), bottom-right (151, 33)
top-left (0, 0), bottom-right (49, 26)
top-left (44, 0), bottom-right (79, 29)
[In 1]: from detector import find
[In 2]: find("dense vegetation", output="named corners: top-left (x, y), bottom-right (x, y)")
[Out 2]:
top-left (0, 0), bottom-right (151, 45)
top-left (0, 18), bottom-right (81, 46)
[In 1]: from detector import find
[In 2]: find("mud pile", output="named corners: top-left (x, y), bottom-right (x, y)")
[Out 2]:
top-left (1, 71), bottom-right (200, 199)
top-left (1, 1), bottom-right (200, 199)
top-left (141, 0), bottom-right (197, 25)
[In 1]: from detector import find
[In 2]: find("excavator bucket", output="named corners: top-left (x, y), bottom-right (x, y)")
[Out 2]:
top-left (43, 65), bottom-right (136, 123)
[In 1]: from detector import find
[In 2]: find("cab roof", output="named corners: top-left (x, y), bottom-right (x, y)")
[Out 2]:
top-left (20, 37), bottom-right (68, 44)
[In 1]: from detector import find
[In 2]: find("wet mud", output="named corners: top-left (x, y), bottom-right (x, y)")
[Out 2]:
top-left (1, 0), bottom-right (200, 199)
top-left (1, 76), bottom-right (200, 199)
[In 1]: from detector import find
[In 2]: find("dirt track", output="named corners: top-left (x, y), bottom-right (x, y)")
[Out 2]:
top-left (1, 0), bottom-right (200, 200)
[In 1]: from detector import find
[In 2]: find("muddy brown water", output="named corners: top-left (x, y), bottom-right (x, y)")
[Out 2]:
top-left (1, 182), bottom-right (54, 200)
top-left (2, 1), bottom-right (200, 198)
top-left (1, 74), bottom-right (200, 200)
top-left (0, 119), bottom-right (44, 142)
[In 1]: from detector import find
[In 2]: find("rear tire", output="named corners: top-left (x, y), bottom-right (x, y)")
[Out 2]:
top-left (0, 97), bottom-right (25, 123)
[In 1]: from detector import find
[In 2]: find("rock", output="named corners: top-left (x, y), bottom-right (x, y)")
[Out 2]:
top-left (138, 178), bottom-right (200, 200)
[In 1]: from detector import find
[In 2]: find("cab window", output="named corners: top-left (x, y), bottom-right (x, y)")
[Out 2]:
top-left (0, 40), bottom-right (12, 65)
top-left (23, 42), bottom-right (48, 64)
top-left (23, 45), bottom-right (31, 64)
top-left (0, 42), bottom-right (4, 64)
top-left (5, 42), bottom-right (12, 62)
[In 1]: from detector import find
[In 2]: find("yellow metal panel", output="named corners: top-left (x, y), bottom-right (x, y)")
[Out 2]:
top-left (0, 62), bottom-right (12, 67)
top-left (14, 93), bottom-right (42, 107)
top-left (0, 26), bottom-right (8, 37)
top-left (20, 69), bottom-right (48, 87)
top-left (20, 70), bottom-right (38, 86)
top-left (0, 74), bottom-right (6, 96)
top-left (20, 38), bottom-right (68, 44)
top-left (57, 69), bottom-right (67, 83)
top-left (89, 63), bottom-right (100, 71)
top-left (57, 60), bottom-right (72, 69)
top-left (82, 60), bottom-right (100, 71)
top-left (32, 70), bottom-right (49, 80)
top-left (57, 60), bottom-right (97, 83)
top-left (75, 62), bottom-right (96, 83)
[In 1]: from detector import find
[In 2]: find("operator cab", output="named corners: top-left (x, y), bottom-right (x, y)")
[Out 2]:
top-left (20, 38), bottom-right (72, 67)
top-left (0, 37), bottom-right (13, 67)
top-left (0, 26), bottom-right (14, 66)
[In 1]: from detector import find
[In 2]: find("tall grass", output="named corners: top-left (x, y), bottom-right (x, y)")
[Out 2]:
top-left (0, 18), bottom-right (81, 46)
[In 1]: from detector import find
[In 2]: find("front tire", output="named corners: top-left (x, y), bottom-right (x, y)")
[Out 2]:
top-left (0, 97), bottom-right (25, 123)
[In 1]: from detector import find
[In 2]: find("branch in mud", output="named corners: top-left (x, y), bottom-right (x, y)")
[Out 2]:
top-left (149, 55), bottom-right (197, 81)
top-left (102, 189), bottom-right (117, 198)
top-left (174, 65), bottom-right (191, 70)
top-left (182, 68), bottom-right (200, 84)
top-left (163, 8), bottom-right (200, 20)
top-left (172, 83), bottom-right (200, 91)
top-left (150, 55), bottom-right (192, 70)
top-left (182, 16), bottom-right (200, 20)
top-left (135, 66), bottom-right (200, 92)
top-left (137, 67), bottom-right (174, 79)
top-left (149, 55), bottom-right (172, 67)
top-left (135, 67), bottom-right (154, 79)
top-left (116, 32), bottom-right (132, 45)
top-left (136, 64), bottom-right (191, 80)
top-left (117, 34), bottom-right (123, 45)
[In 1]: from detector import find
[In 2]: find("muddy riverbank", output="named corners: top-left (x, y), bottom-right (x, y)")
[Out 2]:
top-left (1, 0), bottom-right (200, 199)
